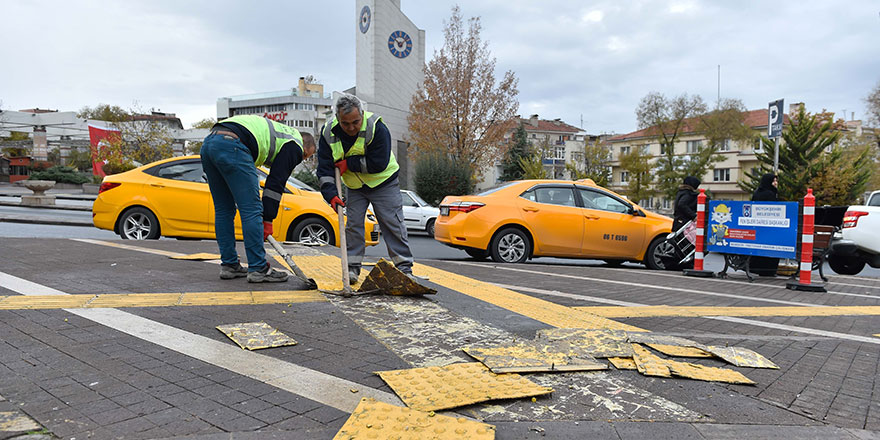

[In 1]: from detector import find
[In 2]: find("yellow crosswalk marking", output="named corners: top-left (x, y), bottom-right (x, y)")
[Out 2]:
top-left (0, 291), bottom-right (325, 310)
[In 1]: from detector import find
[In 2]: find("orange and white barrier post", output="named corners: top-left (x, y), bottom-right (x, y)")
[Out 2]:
top-left (787, 189), bottom-right (826, 292)
top-left (684, 188), bottom-right (714, 277)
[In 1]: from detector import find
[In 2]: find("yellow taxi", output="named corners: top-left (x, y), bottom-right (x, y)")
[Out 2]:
top-left (92, 155), bottom-right (380, 246)
top-left (434, 179), bottom-right (674, 269)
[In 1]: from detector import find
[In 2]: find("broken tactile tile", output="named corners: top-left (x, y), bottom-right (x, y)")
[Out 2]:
top-left (647, 344), bottom-right (713, 358)
top-left (216, 322), bottom-right (297, 350)
top-left (536, 328), bottom-right (633, 358)
top-left (632, 344), bottom-right (755, 385)
top-left (631, 344), bottom-right (672, 377)
top-left (169, 253), bottom-right (221, 260)
top-left (359, 259), bottom-right (436, 296)
top-left (463, 340), bottom-right (607, 373)
top-left (607, 357), bottom-right (637, 370)
top-left (0, 411), bottom-right (42, 432)
top-left (703, 346), bottom-right (779, 369)
top-left (376, 362), bottom-right (553, 412)
top-left (333, 398), bottom-right (496, 440)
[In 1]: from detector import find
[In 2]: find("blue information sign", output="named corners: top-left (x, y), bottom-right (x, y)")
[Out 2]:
top-left (705, 201), bottom-right (798, 259)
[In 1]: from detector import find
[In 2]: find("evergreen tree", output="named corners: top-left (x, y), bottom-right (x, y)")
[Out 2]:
top-left (499, 123), bottom-right (529, 181)
top-left (739, 106), bottom-right (870, 204)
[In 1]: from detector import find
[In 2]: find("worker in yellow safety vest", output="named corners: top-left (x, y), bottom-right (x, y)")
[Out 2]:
top-left (316, 94), bottom-right (414, 283)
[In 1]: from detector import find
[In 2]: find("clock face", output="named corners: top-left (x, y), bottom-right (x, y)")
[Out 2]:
top-left (359, 5), bottom-right (371, 33)
top-left (388, 30), bottom-right (412, 58)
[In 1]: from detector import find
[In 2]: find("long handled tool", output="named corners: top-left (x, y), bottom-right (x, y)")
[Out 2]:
top-left (333, 167), bottom-right (355, 297)
top-left (266, 235), bottom-right (318, 290)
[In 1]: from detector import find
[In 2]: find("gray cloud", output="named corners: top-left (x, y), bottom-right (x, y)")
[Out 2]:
top-left (1, 0), bottom-right (877, 135)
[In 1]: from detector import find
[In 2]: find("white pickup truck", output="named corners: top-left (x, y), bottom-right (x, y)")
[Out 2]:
top-left (828, 190), bottom-right (880, 275)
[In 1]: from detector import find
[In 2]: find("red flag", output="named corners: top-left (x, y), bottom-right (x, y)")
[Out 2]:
top-left (88, 124), bottom-right (121, 177)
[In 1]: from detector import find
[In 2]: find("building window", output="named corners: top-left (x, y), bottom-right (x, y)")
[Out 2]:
top-left (662, 198), bottom-right (671, 209)
top-left (620, 146), bottom-right (631, 155)
top-left (713, 168), bottom-right (730, 182)
top-left (686, 140), bottom-right (702, 153)
top-left (719, 139), bottom-right (731, 152)
top-left (639, 144), bottom-right (650, 154)
top-left (554, 147), bottom-right (565, 160)
top-left (620, 171), bottom-right (629, 183)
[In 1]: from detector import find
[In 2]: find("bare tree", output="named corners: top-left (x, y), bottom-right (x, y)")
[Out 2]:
top-left (866, 80), bottom-right (880, 127)
top-left (408, 6), bottom-right (518, 181)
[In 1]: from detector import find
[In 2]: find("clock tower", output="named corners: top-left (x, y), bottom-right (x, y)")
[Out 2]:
top-left (354, 0), bottom-right (425, 187)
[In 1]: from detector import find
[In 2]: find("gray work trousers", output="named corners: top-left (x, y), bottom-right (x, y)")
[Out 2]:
top-left (345, 177), bottom-right (414, 275)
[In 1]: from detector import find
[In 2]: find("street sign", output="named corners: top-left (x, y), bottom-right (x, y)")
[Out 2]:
top-left (706, 201), bottom-right (798, 259)
top-left (768, 99), bottom-right (784, 138)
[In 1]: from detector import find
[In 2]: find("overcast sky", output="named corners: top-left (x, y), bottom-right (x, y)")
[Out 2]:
top-left (1, 0), bottom-right (878, 135)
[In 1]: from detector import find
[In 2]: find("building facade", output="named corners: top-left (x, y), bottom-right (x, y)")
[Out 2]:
top-left (477, 115), bottom-right (586, 191)
top-left (216, 77), bottom-right (333, 136)
top-left (607, 108), bottom-right (783, 211)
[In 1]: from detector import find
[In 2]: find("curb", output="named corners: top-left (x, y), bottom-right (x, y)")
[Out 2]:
top-left (0, 214), bottom-right (94, 227)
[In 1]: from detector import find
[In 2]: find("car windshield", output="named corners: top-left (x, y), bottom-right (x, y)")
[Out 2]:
top-left (476, 182), bottom-right (518, 196)
top-left (409, 191), bottom-right (430, 206)
top-left (256, 167), bottom-right (316, 192)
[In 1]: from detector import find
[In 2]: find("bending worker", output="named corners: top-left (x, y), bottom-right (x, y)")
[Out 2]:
top-left (316, 94), bottom-right (415, 283)
top-left (200, 115), bottom-right (316, 283)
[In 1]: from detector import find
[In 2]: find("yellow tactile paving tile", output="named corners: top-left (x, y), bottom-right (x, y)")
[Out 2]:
top-left (647, 344), bottom-right (713, 358)
top-left (333, 398), bottom-right (496, 440)
top-left (703, 346), bottom-right (779, 369)
top-left (216, 322), bottom-right (298, 350)
top-left (0, 291), bottom-right (325, 310)
top-left (607, 357), bottom-right (637, 370)
top-left (575, 305), bottom-right (880, 318)
top-left (536, 328), bottom-right (635, 358)
top-left (0, 294), bottom-right (94, 309)
top-left (0, 411), bottom-right (41, 432)
top-left (414, 263), bottom-right (645, 331)
top-left (376, 362), bottom-right (553, 412)
top-left (632, 344), bottom-right (755, 385)
top-left (463, 340), bottom-right (607, 373)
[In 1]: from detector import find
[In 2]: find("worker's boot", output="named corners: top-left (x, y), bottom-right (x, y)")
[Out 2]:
top-left (220, 263), bottom-right (248, 280)
top-left (248, 265), bottom-right (289, 283)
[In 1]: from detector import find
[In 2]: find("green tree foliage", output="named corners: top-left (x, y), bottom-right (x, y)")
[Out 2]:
top-left (294, 169), bottom-right (320, 191)
top-left (568, 138), bottom-right (611, 186)
top-left (619, 148), bottom-right (654, 203)
top-left (186, 117), bottom-right (216, 155)
top-left (67, 147), bottom-right (94, 172)
top-left (1, 131), bottom-right (31, 157)
top-left (637, 92), bottom-right (706, 199)
top-left (866, 80), bottom-right (880, 126)
top-left (499, 123), bottom-right (529, 181)
top-left (28, 165), bottom-right (90, 184)
top-left (414, 152), bottom-right (474, 206)
top-left (77, 104), bottom-right (174, 165)
top-left (518, 152), bottom-right (548, 179)
top-left (740, 106), bottom-right (870, 204)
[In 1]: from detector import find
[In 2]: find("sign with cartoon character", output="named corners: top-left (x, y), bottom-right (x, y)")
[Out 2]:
top-left (706, 201), bottom-right (798, 258)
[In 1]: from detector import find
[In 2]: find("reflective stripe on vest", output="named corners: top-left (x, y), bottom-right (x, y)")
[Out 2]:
top-left (218, 115), bottom-right (304, 167)
top-left (323, 112), bottom-right (398, 189)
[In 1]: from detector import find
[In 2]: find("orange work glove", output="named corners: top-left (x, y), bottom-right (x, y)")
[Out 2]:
top-left (263, 221), bottom-right (273, 240)
top-left (334, 159), bottom-right (348, 175)
top-left (330, 196), bottom-right (345, 212)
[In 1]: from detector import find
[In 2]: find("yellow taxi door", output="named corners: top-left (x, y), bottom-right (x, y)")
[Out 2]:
top-left (516, 185), bottom-right (584, 256)
top-left (577, 187), bottom-right (647, 258)
top-left (145, 159), bottom-right (210, 235)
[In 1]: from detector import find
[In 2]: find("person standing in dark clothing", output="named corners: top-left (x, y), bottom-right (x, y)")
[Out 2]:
top-left (673, 176), bottom-right (701, 231)
top-left (752, 173), bottom-right (778, 202)
top-left (750, 173), bottom-right (779, 276)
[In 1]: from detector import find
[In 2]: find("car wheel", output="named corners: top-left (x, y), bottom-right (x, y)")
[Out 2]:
top-left (465, 247), bottom-right (489, 261)
top-left (644, 237), bottom-right (675, 270)
top-left (490, 227), bottom-right (530, 264)
top-left (290, 217), bottom-right (335, 246)
top-left (119, 207), bottom-right (160, 240)
top-left (828, 255), bottom-right (866, 275)
top-left (426, 218), bottom-right (436, 237)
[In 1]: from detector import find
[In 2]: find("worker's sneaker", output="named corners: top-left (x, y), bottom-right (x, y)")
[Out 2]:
top-left (348, 269), bottom-right (360, 284)
top-left (248, 267), bottom-right (289, 283)
top-left (403, 272), bottom-right (428, 282)
top-left (219, 263), bottom-right (248, 280)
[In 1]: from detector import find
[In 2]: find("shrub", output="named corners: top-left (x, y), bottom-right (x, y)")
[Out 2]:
top-left (28, 166), bottom-right (90, 184)
top-left (293, 169), bottom-right (320, 191)
top-left (101, 162), bottom-right (137, 175)
top-left (414, 153), bottom-right (474, 206)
